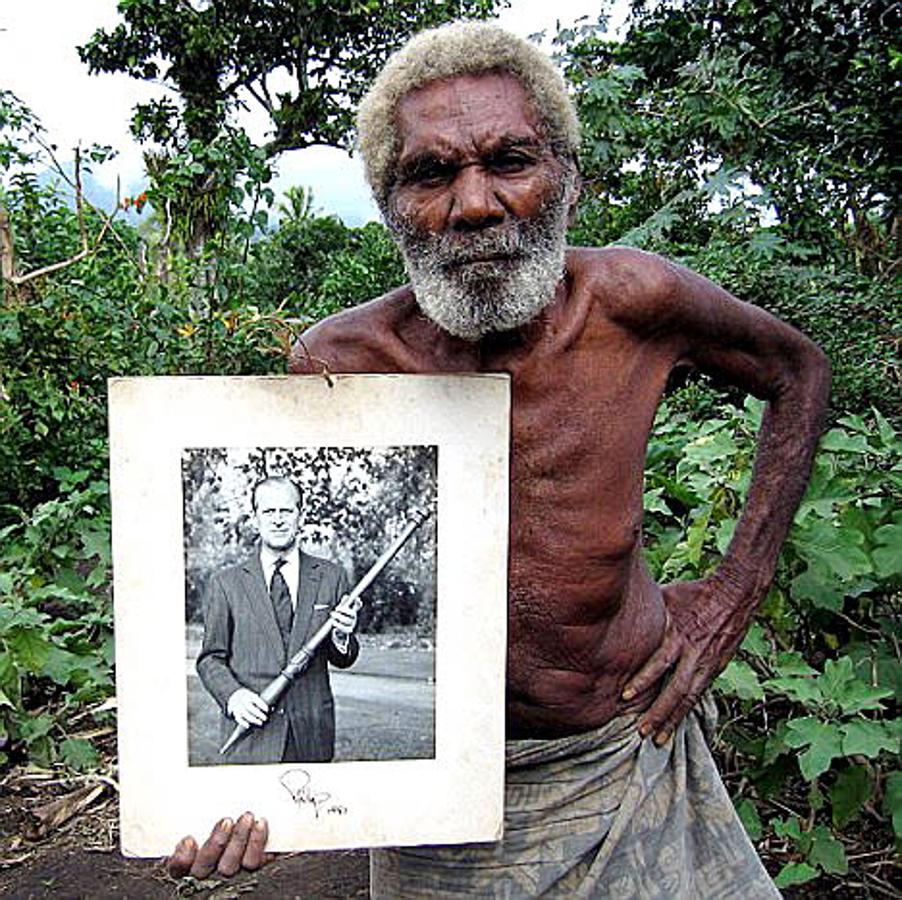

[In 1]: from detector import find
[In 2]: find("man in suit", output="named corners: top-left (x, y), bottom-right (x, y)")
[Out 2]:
top-left (196, 475), bottom-right (359, 765)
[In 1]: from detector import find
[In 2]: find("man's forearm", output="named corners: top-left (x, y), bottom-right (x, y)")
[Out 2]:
top-left (713, 341), bottom-right (831, 604)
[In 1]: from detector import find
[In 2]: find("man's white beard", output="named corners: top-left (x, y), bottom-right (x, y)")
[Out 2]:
top-left (391, 191), bottom-right (571, 341)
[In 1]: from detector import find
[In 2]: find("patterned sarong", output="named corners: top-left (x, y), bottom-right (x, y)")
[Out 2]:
top-left (371, 697), bottom-right (779, 898)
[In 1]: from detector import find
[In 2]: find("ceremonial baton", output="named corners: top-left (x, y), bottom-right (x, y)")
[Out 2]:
top-left (219, 507), bottom-right (432, 756)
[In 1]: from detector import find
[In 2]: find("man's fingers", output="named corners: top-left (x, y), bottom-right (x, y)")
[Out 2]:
top-left (636, 653), bottom-right (697, 738)
top-left (654, 670), bottom-right (711, 743)
top-left (217, 812), bottom-right (255, 877)
top-left (622, 641), bottom-right (678, 701)
top-left (169, 816), bottom-right (269, 882)
top-left (330, 611), bottom-right (354, 631)
top-left (166, 836), bottom-right (197, 877)
top-left (235, 708), bottom-right (265, 728)
top-left (241, 817), bottom-right (269, 870)
top-left (189, 817), bottom-right (234, 879)
top-left (639, 659), bottom-right (709, 744)
top-left (248, 696), bottom-right (269, 718)
top-left (235, 695), bottom-right (269, 727)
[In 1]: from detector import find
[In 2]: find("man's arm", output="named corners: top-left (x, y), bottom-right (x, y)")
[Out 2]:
top-left (196, 573), bottom-right (270, 728)
top-left (195, 572), bottom-right (243, 708)
top-left (614, 250), bottom-right (831, 742)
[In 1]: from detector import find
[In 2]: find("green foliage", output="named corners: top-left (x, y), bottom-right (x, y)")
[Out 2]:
top-left (683, 239), bottom-right (901, 420)
top-left (0, 473), bottom-right (113, 769)
top-left (644, 394), bottom-right (900, 889)
top-left (243, 214), bottom-right (405, 322)
top-left (561, 0), bottom-right (898, 272)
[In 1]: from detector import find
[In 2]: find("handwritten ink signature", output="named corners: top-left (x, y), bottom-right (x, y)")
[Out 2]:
top-left (279, 769), bottom-right (348, 819)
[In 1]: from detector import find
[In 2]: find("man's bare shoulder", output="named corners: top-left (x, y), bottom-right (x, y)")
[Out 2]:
top-left (289, 285), bottom-right (417, 374)
top-left (566, 246), bottom-right (681, 330)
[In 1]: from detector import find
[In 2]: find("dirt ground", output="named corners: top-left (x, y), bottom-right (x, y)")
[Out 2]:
top-left (0, 772), bottom-right (369, 899)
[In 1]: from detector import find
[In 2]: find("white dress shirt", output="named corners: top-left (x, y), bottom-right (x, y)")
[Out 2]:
top-left (260, 543), bottom-right (300, 610)
top-left (259, 543), bottom-right (349, 651)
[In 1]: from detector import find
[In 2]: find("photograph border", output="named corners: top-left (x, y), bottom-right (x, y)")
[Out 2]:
top-left (109, 374), bottom-right (509, 856)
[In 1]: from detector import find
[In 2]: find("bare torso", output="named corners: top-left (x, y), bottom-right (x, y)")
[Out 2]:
top-left (291, 246), bottom-right (689, 737)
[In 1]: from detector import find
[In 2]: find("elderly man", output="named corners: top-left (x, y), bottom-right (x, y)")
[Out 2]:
top-left (196, 476), bottom-right (359, 764)
top-left (169, 22), bottom-right (829, 896)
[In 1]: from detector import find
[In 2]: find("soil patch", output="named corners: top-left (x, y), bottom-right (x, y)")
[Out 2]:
top-left (0, 770), bottom-right (368, 899)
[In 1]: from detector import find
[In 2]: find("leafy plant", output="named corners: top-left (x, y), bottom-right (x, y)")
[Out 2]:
top-left (0, 472), bottom-right (114, 770)
top-left (644, 396), bottom-right (900, 890)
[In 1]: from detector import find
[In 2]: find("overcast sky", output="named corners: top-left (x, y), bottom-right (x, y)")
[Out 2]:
top-left (0, 1), bottom-right (625, 225)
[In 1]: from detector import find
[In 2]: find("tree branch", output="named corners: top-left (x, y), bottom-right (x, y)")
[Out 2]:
top-left (6, 215), bottom-right (114, 287)
top-left (74, 145), bottom-right (89, 252)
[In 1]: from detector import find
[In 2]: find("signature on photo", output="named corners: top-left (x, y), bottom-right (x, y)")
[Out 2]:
top-left (279, 769), bottom-right (348, 819)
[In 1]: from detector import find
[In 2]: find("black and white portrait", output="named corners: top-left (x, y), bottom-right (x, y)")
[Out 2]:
top-left (182, 445), bottom-right (437, 767)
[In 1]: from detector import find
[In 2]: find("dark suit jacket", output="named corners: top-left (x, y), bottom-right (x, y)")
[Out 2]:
top-left (196, 548), bottom-right (358, 764)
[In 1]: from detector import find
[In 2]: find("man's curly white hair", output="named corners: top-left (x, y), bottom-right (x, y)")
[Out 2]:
top-left (357, 21), bottom-right (581, 214)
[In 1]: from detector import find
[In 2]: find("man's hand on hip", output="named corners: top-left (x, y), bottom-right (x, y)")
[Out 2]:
top-left (227, 688), bottom-right (269, 728)
top-left (621, 578), bottom-right (756, 745)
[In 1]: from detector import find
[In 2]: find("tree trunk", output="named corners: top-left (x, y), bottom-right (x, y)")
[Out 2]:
top-left (0, 206), bottom-right (16, 279)
top-left (0, 205), bottom-right (20, 306)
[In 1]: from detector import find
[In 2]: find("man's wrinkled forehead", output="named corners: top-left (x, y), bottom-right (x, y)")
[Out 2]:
top-left (393, 72), bottom-right (547, 172)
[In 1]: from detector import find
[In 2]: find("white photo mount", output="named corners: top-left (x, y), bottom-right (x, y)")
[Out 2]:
top-left (109, 374), bottom-right (510, 856)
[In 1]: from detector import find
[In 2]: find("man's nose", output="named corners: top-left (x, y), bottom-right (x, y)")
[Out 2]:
top-left (448, 166), bottom-right (505, 231)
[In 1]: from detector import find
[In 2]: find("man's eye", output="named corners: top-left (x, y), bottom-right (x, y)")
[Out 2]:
top-left (411, 163), bottom-right (455, 187)
top-left (490, 154), bottom-right (533, 174)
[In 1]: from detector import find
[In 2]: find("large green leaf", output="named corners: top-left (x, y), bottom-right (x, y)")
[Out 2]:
top-left (716, 660), bottom-right (764, 701)
top-left (841, 721), bottom-right (899, 758)
top-left (790, 565), bottom-right (845, 611)
top-left (774, 862), bottom-right (818, 888)
top-left (734, 798), bottom-right (762, 841)
top-left (799, 726), bottom-right (844, 781)
top-left (784, 717), bottom-right (824, 748)
top-left (872, 408), bottom-right (897, 450)
top-left (774, 652), bottom-right (818, 678)
top-left (785, 718), bottom-right (843, 780)
top-left (59, 738), bottom-right (99, 772)
top-left (740, 622), bottom-right (770, 657)
top-left (7, 627), bottom-right (51, 671)
top-left (872, 523), bottom-right (902, 578)
top-left (807, 826), bottom-right (848, 875)
top-left (817, 657), bottom-right (855, 700)
top-left (792, 519), bottom-right (872, 581)
top-left (20, 713), bottom-right (54, 744)
top-left (765, 676), bottom-right (822, 706)
top-left (830, 764), bottom-right (873, 828)
top-left (819, 429), bottom-right (872, 454)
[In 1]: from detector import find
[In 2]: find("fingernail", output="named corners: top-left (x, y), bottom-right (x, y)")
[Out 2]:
top-left (240, 811), bottom-right (254, 825)
top-left (622, 687), bottom-right (635, 700)
top-left (638, 723), bottom-right (650, 738)
top-left (255, 817), bottom-right (267, 831)
top-left (220, 817), bottom-right (233, 832)
top-left (655, 730), bottom-right (673, 746)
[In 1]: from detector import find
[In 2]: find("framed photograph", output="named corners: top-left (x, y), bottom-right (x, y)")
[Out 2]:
top-left (109, 374), bottom-right (510, 856)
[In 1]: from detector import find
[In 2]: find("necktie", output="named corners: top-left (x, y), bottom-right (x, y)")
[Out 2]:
top-left (270, 558), bottom-right (293, 651)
